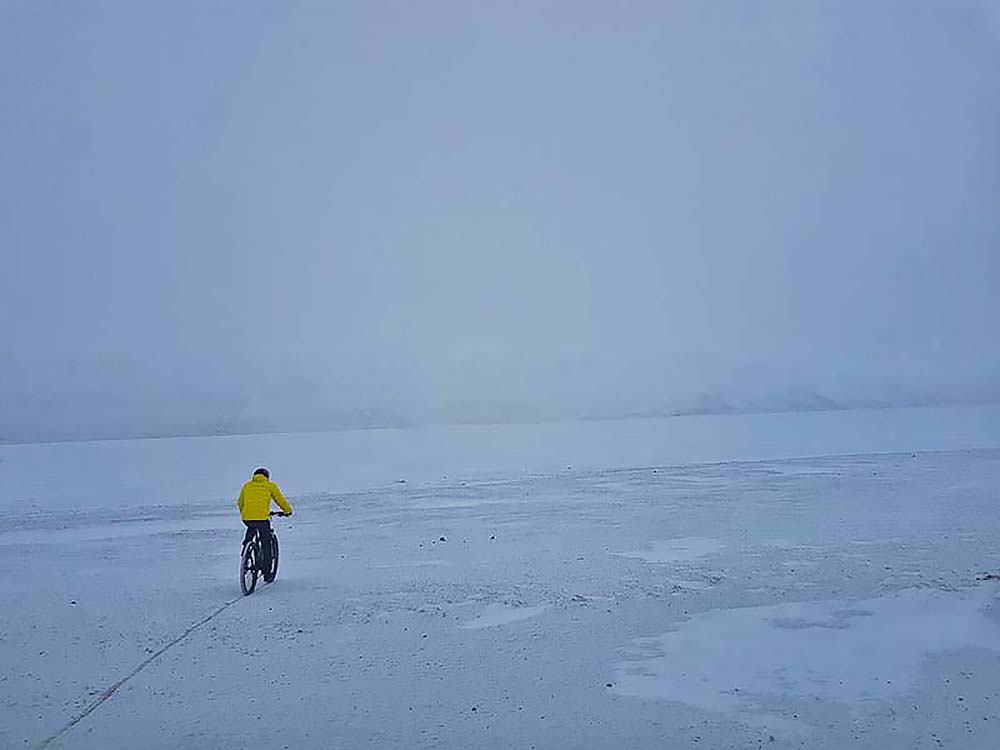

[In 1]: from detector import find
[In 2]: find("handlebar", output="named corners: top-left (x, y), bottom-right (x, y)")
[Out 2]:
top-left (269, 511), bottom-right (290, 517)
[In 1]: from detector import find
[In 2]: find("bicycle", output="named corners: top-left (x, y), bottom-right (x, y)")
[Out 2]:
top-left (240, 511), bottom-right (288, 596)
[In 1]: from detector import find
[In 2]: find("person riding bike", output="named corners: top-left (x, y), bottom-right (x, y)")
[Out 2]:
top-left (237, 467), bottom-right (293, 576)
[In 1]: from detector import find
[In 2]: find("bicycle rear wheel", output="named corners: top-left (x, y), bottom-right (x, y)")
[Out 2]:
top-left (264, 532), bottom-right (279, 583)
top-left (240, 540), bottom-right (258, 595)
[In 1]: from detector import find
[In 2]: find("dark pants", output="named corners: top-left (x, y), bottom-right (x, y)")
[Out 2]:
top-left (243, 520), bottom-right (272, 573)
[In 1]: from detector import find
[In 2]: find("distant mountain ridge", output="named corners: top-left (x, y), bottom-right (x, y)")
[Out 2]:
top-left (3, 350), bottom-right (999, 443)
top-left (2, 382), bottom-right (998, 444)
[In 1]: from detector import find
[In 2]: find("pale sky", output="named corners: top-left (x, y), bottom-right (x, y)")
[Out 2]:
top-left (3, 1), bottom-right (999, 441)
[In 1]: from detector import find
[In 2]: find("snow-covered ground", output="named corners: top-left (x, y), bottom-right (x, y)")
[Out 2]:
top-left (2, 405), bottom-right (1000, 748)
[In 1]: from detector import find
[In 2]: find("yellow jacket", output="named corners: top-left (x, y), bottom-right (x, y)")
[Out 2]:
top-left (237, 475), bottom-right (293, 521)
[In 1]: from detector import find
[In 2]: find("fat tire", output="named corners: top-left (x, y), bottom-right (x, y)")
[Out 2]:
top-left (240, 541), bottom-right (258, 596)
top-left (264, 532), bottom-right (279, 583)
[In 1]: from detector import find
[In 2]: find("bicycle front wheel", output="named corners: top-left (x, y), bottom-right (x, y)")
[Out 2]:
top-left (264, 532), bottom-right (279, 583)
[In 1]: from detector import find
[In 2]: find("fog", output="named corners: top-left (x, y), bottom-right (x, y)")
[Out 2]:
top-left (3, 1), bottom-right (999, 442)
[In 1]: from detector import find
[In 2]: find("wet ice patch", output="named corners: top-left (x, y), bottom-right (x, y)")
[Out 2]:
top-left (612, 586), bottom-right (1000, 727)
top-left (616, 537), bottom-right (723, 563)
top-left (460, 603), bottom-right (547, 629)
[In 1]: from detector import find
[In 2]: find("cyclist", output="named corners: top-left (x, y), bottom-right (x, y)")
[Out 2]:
top-left (237, 467), bottom-right (293, 576)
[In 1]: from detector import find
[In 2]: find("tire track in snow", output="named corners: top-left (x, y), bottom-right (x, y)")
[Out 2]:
top-left (36, 596), bottom-right (242, 749)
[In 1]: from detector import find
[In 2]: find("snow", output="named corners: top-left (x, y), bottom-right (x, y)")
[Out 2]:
top-left (2, 405), bottom-right (1000, 748)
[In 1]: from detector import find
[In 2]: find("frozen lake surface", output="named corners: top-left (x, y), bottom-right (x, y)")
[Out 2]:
top-left (2, 405), bottom-right (1000, 748)
top-left (3, 404), bottom-right (999, 513)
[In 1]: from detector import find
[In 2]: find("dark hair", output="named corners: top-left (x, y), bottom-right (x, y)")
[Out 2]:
top-left (253, 467), bottom-right (270, 479)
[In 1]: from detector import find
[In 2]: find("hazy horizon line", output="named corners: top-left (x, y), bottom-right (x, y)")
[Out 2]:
top-left (4, 397), bottom-right (998, 448)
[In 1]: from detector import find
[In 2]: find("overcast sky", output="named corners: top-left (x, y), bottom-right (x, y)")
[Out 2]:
top-left (3, 1), bottom-right (999, 441)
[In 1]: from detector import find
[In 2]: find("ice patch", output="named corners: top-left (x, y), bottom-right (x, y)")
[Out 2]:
top-left (612, 586), bottom-right (1000, 727)
top-left (460, 603), bottom-right (547, 629)
top-left (665, 578), bottom-right (713, 591)
top-left (616, 537), bottom-right (723, 563)
top-left (762, 540), bottom-right (824, 551)
top-left (0, 517), bottom-right (228, 545)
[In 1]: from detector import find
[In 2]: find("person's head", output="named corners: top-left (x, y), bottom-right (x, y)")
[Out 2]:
top-left (253, 467), bottom-right (270, 479)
